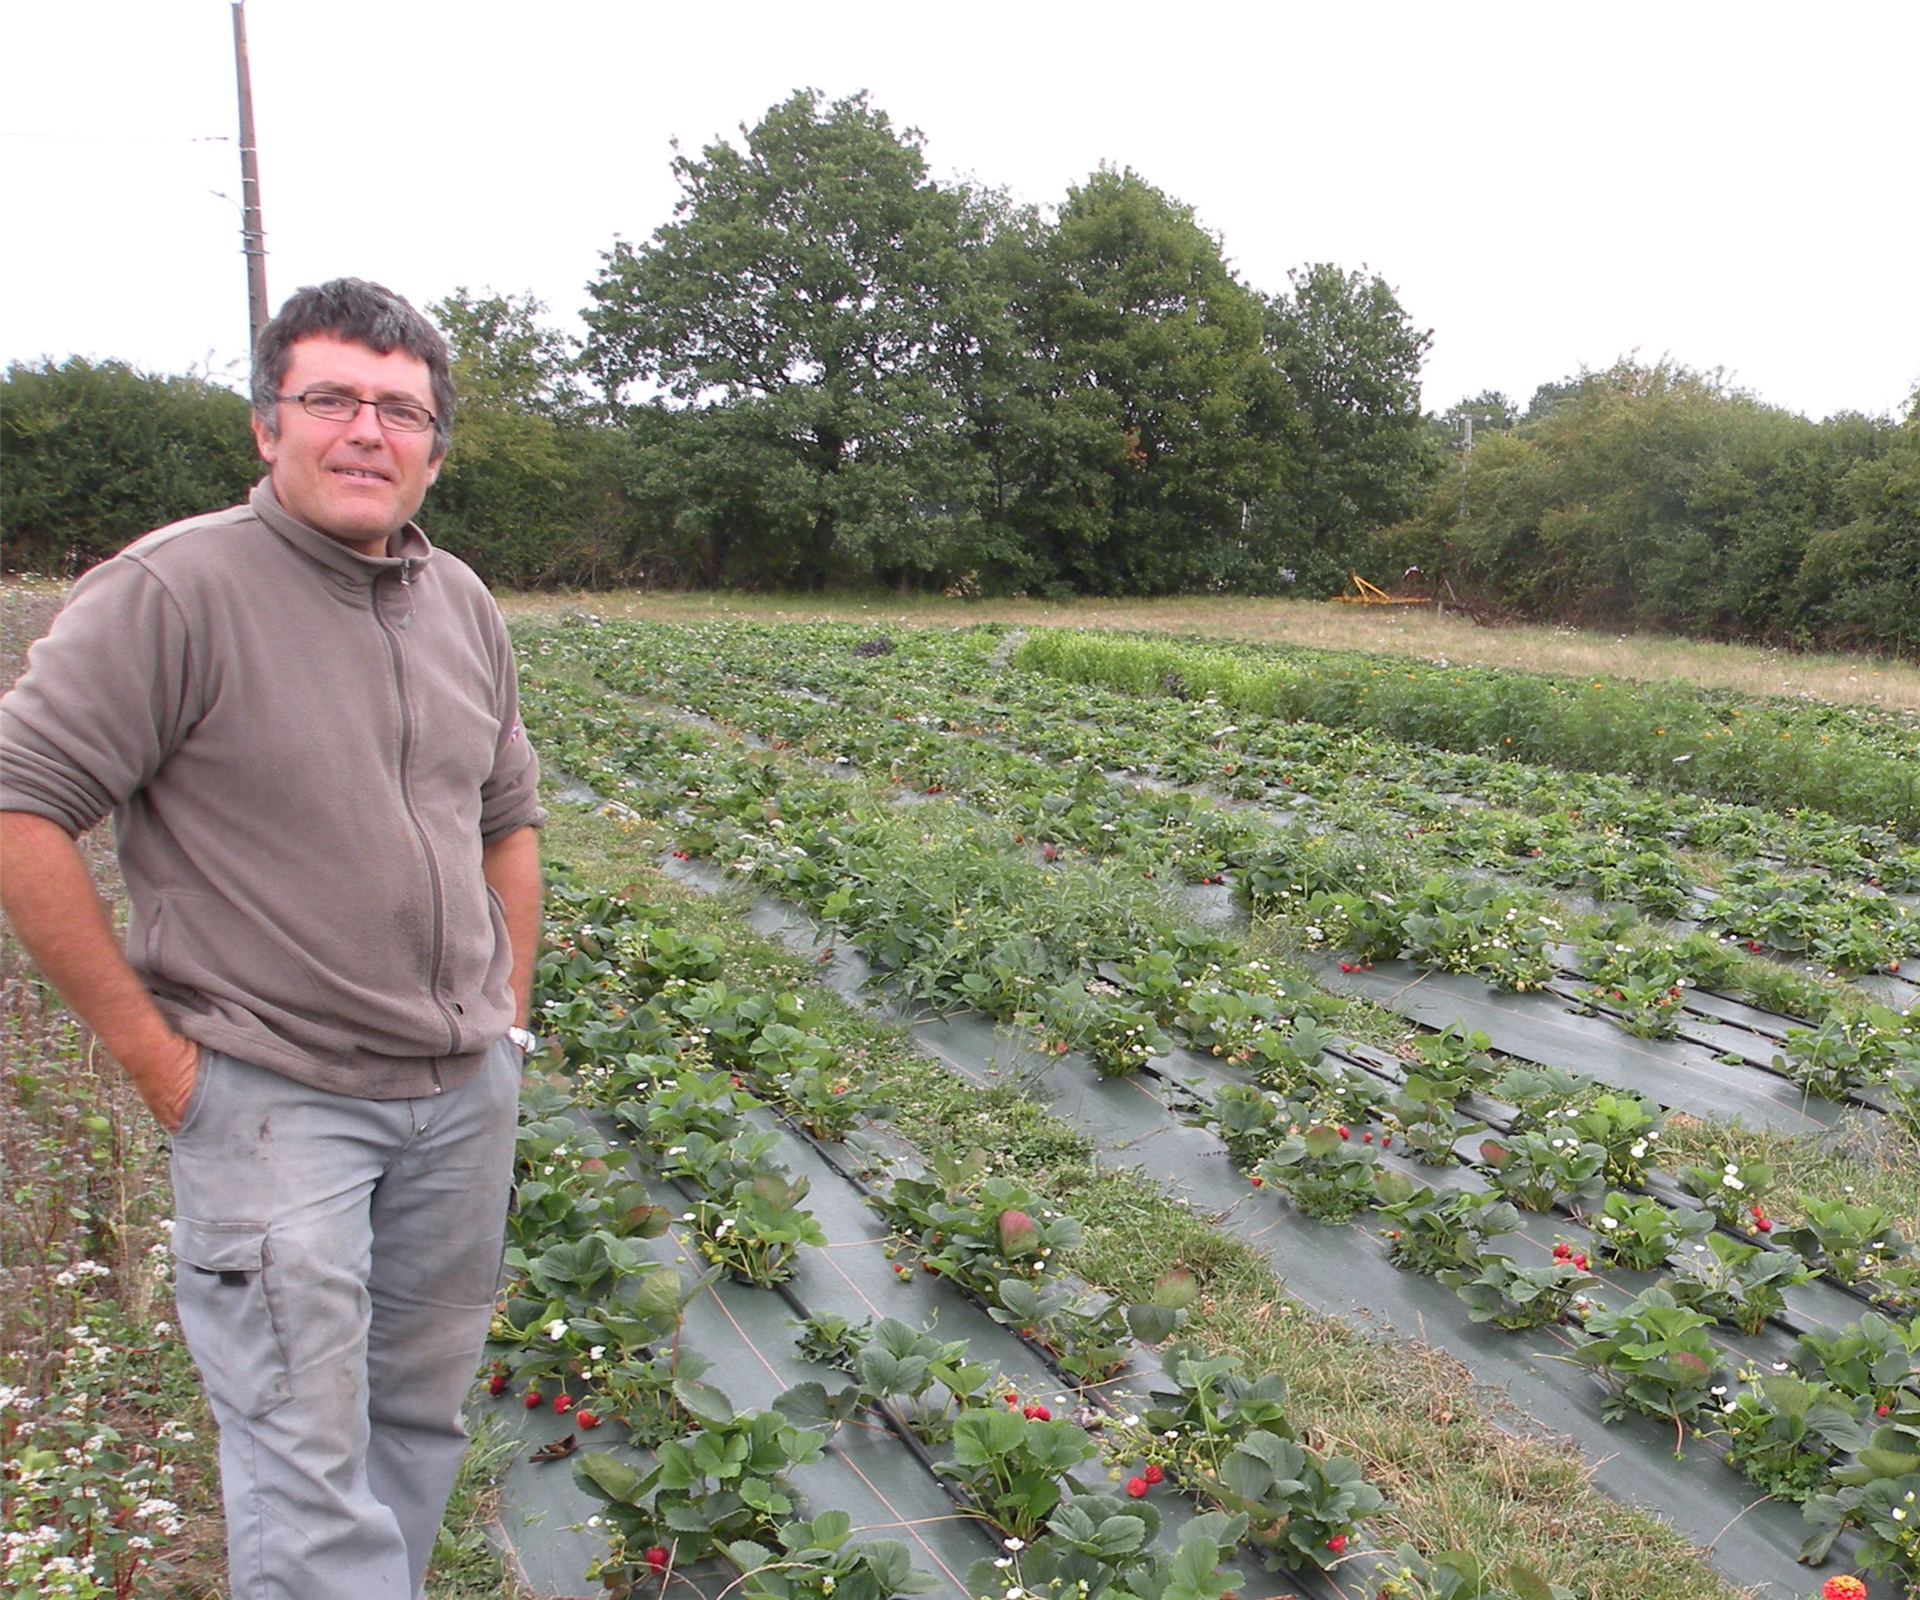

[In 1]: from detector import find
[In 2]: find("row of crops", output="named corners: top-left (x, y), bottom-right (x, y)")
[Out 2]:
top-left (490, 618), bottom-right (1920, 1599)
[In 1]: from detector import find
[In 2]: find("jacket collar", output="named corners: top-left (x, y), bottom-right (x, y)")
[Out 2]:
top-left (250, 478), bottom-right (434, 583)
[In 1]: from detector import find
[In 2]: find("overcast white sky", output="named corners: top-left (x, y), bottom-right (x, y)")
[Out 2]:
top-left (3, 0), bottom-right (1915, 421)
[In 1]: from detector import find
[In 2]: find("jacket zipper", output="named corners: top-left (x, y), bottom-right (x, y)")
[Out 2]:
top-left (377, 562), bottom-right (460, 1056)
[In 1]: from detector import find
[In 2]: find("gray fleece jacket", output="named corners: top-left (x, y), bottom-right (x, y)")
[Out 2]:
top-left (0, 480), bottom-right (544, 1097)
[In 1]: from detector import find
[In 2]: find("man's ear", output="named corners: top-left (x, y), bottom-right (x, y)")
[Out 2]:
top-left (251, 411), bottom-right (278, 467)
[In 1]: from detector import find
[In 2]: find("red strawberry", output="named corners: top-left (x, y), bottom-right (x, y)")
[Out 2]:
top-left (1125, 1476), bottom-right (1149, 1498)
top-left (644, 1545), bottom-right (670, 1572)
top-left (1250, 1175), bottom-right (1264, 1188)
top-left (1143, 1463), bottom-right (1164, 1485)
top-left (1326, 1533), bottom-right (1347, 1554)
top-left (488, 1371), bottom-right (508, 1396)
top-left (553, 1394), bottom-right (573, 1415)
top-left (1336, 1124), bottom-right (1351, 1140)
top-left (576, 1410), bottom-right (601, 1429)
top-left (1024, 1403), bottom-right (1051, 1421)
top-left (522, 1391), bottom-right (543, 1409)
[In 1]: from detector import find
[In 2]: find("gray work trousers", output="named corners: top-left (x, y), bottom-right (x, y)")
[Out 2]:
top-left (168, 1041), bottom-right (518, 1600)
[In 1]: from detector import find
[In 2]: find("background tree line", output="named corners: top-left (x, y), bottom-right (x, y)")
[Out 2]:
top-left (3, 90), bottom-right (1434, 603)
top-left (1401, 362), bottom-right (1920, 655)
top-left (2, 88), bottom-right (1912, 655)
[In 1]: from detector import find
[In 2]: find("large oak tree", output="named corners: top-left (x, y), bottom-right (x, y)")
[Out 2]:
top-left (581, 89), bottom-right (988, 586)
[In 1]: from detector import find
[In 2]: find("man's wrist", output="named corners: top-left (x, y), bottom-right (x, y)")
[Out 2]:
top-left (506, 1025), bottom-right (539, 1058)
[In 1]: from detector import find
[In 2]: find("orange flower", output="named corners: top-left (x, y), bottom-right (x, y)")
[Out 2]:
top-left (1821, 1576), bottom-right (1867, 1600)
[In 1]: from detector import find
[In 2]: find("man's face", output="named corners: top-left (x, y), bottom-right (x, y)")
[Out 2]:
top-left (252, 334), bottom-right (444, 556)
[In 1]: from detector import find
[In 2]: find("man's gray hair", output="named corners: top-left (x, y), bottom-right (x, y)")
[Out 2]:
top-left (252, 278), bottom-right (456, 456)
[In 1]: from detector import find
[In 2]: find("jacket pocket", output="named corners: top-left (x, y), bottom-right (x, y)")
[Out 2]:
top-left (171, 1219), bottom-right (292, 1419)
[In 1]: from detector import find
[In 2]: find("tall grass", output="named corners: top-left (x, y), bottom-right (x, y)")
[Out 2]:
top-left (1015, 629), bottom-right (1920, 836)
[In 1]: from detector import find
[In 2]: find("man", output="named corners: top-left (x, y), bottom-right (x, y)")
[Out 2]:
top-left (0, 278), bottom-right (543, 1600)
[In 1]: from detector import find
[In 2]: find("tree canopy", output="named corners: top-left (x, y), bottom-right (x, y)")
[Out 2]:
top-left (582, 89), bottom-right (989, 585)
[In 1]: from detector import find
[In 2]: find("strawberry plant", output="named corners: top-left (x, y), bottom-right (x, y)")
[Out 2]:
top-left (1187, 1081), bottom-right (1301, 1167)
top-left (849, 1317), bottom-right (997, 1442)
top-left (576, 1395), bottom-right (827, 1584)
top-left (937, 1404), bottom-right (1102, 1541)
top-left (1677, 1154), bottom-right (1776, 1228)
top-left (985, 1273), bottom-right (1188, 1385)
top-left (1375, 1182), bottom-right (1523, 1277)
top-left (1715, 1373), bottom-right (1864, 1503)
top-left (1393, 876), bottom-right (1565, 992)
top-left (1378, 1072), bottom-right (1485, 1164)
top-left (1801, 1457), bottom-right (1920, 1579)
top-left (1792, 1312), bottom-right (1920, 1410)
top-left (492, 1230), bottom-right (694, 1391)
top-left (508, 1107), bottom-right (674, 1250)
top-left (1438, 1251), bottom-right (1594, 1331)
top-left (1566, 1288), bottom-right (1727, 1446)
top-left (1254, 1121), bottom-right (1383, 1222)
top-left (1201, 1428), bottom-right (1386, 1573)
top-left (724, 1509), bottom-right (939, 1600)
top-left (1774, 1198), bottom-right (1916, 1290)
top-left (1590, 1190), bottom-right (1712, 1270)
top-left (1082, 995), bottom-right (1174, 1077)
top-left (1408, 1023), bottom-right (1499, 1094)
top-left (1371, 1544), bottom-right (1575, 1599)
top-left (1546, 1090), bottom-right (1665, 1186)
top-left (1139, 1345), bottom-right (1296, 1475)
top-left (763, 1059), bottom-right (878, 1142)
top-left (969, 1503), bottom-right (1245, 1600)
top-left (877, 1157), bottom-right (1084, 1294)
top-left (1773, 1008), bottom-right (1905, 1100)
top-left (1477, 1130), bottom-right (1607, 1213)
top-left (690, 1173), bottom-right (828, 1286)
top-left (1660, 1232), bottom-right (1813, 1334)
top-left (790, 1312), bottom-right (872, 1375)
top-left (1573, 934), bottom-right (1698, 1039)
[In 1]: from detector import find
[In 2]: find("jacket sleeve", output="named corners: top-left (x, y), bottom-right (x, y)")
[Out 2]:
top-left (476, 600), bottom-right (545, 844)
top-left (0, 557), bottom-right (199, 836)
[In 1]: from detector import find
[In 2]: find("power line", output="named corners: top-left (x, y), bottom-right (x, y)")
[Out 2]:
top-left (0, 131), bottom-right (230, 144)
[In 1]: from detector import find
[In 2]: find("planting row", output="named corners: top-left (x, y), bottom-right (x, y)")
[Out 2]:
top-left (514, 622), bottom-right (1920, 1582)
top-left (517, 646), bottom-right (1920, 1128)
top-left (487, 880), bottom-right (1456, 1600)
top-left (520, 619), bottom-right (1920, 1015)
top-left (528, 617), bottom-right (1920, 893)
top-left (510, 694), bottom-right (1915, 1587)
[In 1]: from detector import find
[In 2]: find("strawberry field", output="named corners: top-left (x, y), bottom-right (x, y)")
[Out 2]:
top-left (484, 617), bottom-right (1920, 1600)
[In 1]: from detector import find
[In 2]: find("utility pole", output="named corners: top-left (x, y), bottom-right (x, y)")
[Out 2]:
top-left (232, 0), bottom-right (268, 349)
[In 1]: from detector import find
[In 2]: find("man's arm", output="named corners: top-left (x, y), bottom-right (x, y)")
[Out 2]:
top-left (0, 810), bottom-right (199, 1129)
top-left (481, 824), bottom-right (541, 1031)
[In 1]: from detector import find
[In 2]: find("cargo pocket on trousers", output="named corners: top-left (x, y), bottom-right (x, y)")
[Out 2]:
top-left (171, 1218), bottom-right (293, 1420)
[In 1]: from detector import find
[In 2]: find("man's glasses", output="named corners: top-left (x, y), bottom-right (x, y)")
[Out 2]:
top-left (278, 391), bottom-right (437, 434)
